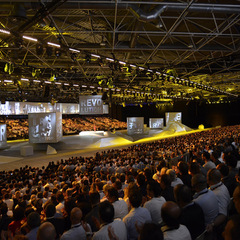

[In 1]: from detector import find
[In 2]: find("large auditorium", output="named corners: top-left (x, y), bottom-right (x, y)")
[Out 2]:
top-left (0, 1), bottom-right (240, 240)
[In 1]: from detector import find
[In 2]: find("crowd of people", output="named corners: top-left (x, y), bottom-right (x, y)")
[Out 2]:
top-left (0, 125), bottom-right (240, 240)
top-left (0, 116), bottom-right (127, 140)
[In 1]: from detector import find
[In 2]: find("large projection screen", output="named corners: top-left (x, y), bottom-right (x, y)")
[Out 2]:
top-left (127, 117), bottom-right (144, 135)
top-left (149, 118), bottom-right (164, 129)
top-left (165, 112), bottom-right (182, 126)
top-left (0, 124), bottom-right (7, 148)
top-left (79, 95), bottom-right (103, 115)
top-left (28, 112), bottom-right (62, 143)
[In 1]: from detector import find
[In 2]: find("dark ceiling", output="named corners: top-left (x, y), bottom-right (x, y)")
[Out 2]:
top-left (1, 0), bottom-right (240, 104)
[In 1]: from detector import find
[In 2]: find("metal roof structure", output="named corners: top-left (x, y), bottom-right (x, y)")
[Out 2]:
top-left (1, 0), bottom-right (240, 104)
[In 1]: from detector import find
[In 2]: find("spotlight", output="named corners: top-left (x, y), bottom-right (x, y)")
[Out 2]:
top-left (46, 46), bottom-right (53, 56)
top-left (85, 54), bottom-right (91, 63)
top-left (70, 53), bottom-right (77, 62)
top-left (36, 43), bottom-right (43, 55)
top-left (14, 38), bottom-right (23, 49)
top-left (55, 49), bottom-right (61, 57)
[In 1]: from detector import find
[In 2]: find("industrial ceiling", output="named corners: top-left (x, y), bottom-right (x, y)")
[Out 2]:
top-left (1, 0), bottom-right (240, 104)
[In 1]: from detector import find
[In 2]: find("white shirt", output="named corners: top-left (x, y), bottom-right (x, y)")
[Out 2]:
top-left (56, 201), bottom-right (65, 216)
top-left (161, 224), bottom-right (192, 240)
top-left (93, 219), bottom-right (127, 240)
top-left (60, 223), bottom-right (90, 240)
top-left (171, 178), bottom-right (183, 188)
top-left (144, 196), bottom-right (166, 223)
top-left (123, 207), bottom-right (152, 240)
top-left (209, 182), bottom-right (230, 216)
top-left (112, 199), bottom-right (128, 219)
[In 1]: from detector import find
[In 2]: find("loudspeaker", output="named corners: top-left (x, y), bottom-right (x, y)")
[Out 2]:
top-left (43, 85), bottom-right (50, 98)
top-left (101, 92), bottom-right (108, 101)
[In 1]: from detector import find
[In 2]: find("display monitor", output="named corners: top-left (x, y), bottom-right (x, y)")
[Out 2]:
top-left (28, 112), bottom-right (62, 143)
top-left (149, 118), bottom-right (164, 129)
top-left (165, 112), bottom-right (182, 126)
top-left (127, 117), bottom-right (144, 135)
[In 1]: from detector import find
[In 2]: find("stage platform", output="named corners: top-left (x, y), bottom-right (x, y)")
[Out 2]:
top-left (0, 122), bottom-right (208, 171)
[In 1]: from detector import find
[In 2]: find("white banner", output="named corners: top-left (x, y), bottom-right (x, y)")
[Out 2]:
top-left (79, 95), bottom-right (103, 115)
top-left (0, 101), bottom-right (108, 115)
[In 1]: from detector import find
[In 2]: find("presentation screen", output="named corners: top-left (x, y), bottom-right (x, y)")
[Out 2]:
top-left (127, 117), bottom-right (144, 135)
top-left (79, 95), bottom-right (103, 115)
top-left (149, 118), bottom-right (164, 129)
top-left (28, 112), bottom-right (62, 143)
top-left (165, 112), bottom-right (182, 126)
top-left (0, 124), bottom-right (7, 148)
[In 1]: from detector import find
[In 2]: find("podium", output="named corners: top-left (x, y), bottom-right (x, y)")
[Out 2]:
top-left (20, 146), bottom-right (33, 156)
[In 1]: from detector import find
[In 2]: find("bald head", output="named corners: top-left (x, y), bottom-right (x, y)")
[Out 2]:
top-left (161, 201), bottom-right (181, 228)
top-left (37, 222), bottom-right (56, 240)
top-left (70, 207), bottom-right (82, 225)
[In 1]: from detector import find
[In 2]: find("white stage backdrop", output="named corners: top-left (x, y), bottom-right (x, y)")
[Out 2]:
top-left (0, 124), bottom-right (7, 148)
top-left (127, 117), bottom-right (144, 135)
top-left (165, 112), bottom-right (182, 126)
top-left (149, 118), bottom-right (164, 129)
top-left (28, 112), bottom-right (62, 143)
top-left (0, 101), bottom-right (108, 115)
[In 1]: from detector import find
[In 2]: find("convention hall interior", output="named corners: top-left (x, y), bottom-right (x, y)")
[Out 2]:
top-left (0, 1), bottom-right (240, 240)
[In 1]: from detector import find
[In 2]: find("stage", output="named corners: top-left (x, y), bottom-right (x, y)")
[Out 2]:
top-left (0, 122), bottom-right (207, 171)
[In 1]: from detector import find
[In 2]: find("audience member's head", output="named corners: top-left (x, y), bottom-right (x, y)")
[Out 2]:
top-left (161, 201), bottom-right (181, 229)
top-left (207, 168), bottom-right (221, 186)
top-left (98, 201), bottom-right (114, 224)
top-left (128, 187), bottom-right (142, 208)
top-left (106, 186), bottom-right (119, 203)
top-left (45, 203), bottom-right (56, 218)
top-left (70, 207), bottom-right (82, 225)
top-left (191, 174), bottom-right (207, 192)
top-left (89, 191), bottom-right (100, 206)
top-left (233, 185), bottom-right (240, 214)
top-left (139, 222), bottom-right (163, 240)
top-left (37, 222), bottom-right (56, 240)
top-left (174, 184), bottom-right (192, 208)
top-left (27, 212), bottom-right (41, 230)
top-left (147, 181), bottom-right (162, 198)
top-left (223, 215), bottom-right (240, 240)
top-left (216, 163), bottom-right (229, 177)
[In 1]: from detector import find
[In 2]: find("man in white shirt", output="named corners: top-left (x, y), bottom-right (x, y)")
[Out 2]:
top-left (93, 201), bottom-right (127, 240)
top-left (106, 186), bottom-right (128, 219)
top-left (161, 201), bottom-right (191, 240)
top-left (207, 168), bottom-right (230, 237)
top-left (123, 186), bottom-right (151, 240)
top-left (144, 181), bottom-right (166, 223)
top-left (55, 191), bottom-right (65, 216)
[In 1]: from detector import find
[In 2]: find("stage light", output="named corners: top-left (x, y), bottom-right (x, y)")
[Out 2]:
top-left (36, 43), bottom-right (44, 55)
top-left (46, 46), bottom-right (53, 56)
top-left (91, 54), bottom-right (101, 58)
top-left (69, 48), bottom-right (80, 53)
top-left (85, 54), bottom-right (91, 63)
top-left (55, 49), bottom-right (61, 57)
top-left (23, 35), bottom-right (37, 42)
top-left (70, 53), bottom-right (77, 62)
top-left (47, 42), bottom-right (61, 48)
top-left (0, 29), bottom-right (10, 34)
